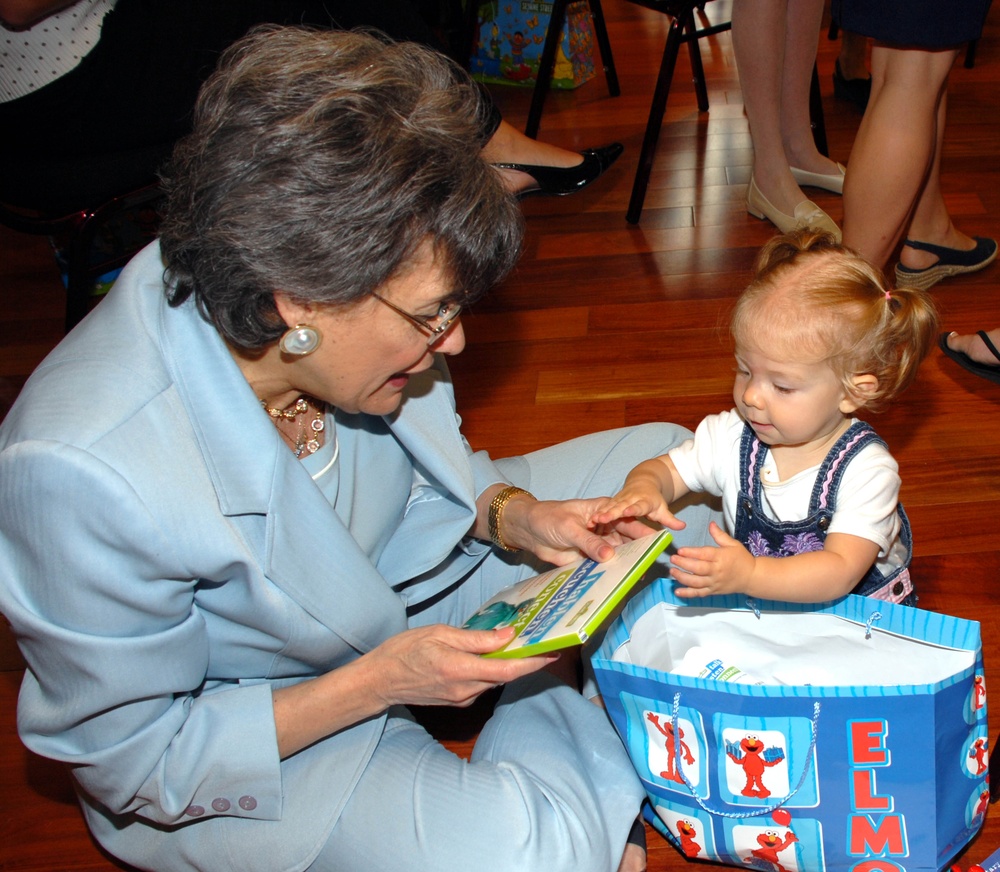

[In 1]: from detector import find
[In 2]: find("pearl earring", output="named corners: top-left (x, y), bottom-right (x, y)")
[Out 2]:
top-left (278, 324), bottom-right (321, 356)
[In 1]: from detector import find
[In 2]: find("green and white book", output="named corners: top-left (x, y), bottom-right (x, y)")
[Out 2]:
top-left (465, 529), bottom-right (673, 658)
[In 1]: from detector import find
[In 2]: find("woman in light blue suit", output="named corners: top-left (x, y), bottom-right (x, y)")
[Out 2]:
top-left (0, 27), bottom-right (715, 872)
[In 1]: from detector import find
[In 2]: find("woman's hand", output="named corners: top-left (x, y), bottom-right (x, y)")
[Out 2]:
top-left (368, 624), bottom-right (556, 709)
top-left (273, 625), bottom-right (556, 759)
top-left (503, 495), bottom-right (658, 565)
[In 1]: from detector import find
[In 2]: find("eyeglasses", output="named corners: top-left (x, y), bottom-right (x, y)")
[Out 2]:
top-left (372, 292), bottom-right (463, 346)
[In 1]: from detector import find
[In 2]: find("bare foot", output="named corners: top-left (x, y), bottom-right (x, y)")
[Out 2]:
top-left (945, 330), bottom-right (1000, 366)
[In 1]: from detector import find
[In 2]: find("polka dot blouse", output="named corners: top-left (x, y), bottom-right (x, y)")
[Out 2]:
top-left (1, 0), bottom-right (114, 102)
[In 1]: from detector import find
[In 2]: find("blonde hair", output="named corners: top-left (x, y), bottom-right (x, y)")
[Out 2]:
top-left (731, 229), bottom-right (939, 413)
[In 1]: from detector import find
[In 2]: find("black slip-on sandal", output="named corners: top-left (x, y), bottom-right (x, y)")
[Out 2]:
top-left (895, 237), bottom-right (998, 290)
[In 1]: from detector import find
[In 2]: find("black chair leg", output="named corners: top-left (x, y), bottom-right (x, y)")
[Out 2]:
top-left (588, 0), bottom-right (621, 98)
top-left (684, 8), bottom-right (710, 112)
top-left (627, 15), bottom-right (686, 225)
top-left (526, 0), bottom-right (620, 138)
top-left (526, 0), bottom-right (570, 138)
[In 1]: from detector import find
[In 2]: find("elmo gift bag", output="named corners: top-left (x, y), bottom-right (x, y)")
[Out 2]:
top-left (591, 581), bottom-right (989, 872)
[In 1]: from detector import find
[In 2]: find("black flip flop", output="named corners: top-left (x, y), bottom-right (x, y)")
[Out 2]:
top-left (939, 331), bottom-right (1000, 385)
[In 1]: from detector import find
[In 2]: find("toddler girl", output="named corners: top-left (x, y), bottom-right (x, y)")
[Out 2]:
top-left (592, 229), bottom-right (938, 604)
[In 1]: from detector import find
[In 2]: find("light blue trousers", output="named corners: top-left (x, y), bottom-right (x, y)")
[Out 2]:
top-left (312, 424), bottom-right (719, 872)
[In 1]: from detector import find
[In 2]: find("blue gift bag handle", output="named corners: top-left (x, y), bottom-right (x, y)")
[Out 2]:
top-left (669, 693), bottom-right (821, 819)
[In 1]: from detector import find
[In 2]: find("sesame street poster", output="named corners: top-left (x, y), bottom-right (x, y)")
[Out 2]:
top-left (470, 0), bottom-right (597, 89)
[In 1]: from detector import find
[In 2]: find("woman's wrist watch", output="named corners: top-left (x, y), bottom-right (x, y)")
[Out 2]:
top-left (487, 485), bottom-right (536, 552)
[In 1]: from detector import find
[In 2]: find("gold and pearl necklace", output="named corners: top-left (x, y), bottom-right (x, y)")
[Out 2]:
top-left (260, 395), bottom-right (326, 458)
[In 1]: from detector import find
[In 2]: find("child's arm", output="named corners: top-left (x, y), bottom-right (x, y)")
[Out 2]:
top-left (669, 522), bottom-right (880, 603)
top-left (589, 455), bottom-right (692, 530)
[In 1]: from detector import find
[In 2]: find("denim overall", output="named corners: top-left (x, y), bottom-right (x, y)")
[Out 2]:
top-left (733, 421), bottom-right (915, 604)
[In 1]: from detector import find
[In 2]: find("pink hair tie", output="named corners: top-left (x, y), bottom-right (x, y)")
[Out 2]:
top-left (885, 291), bottom-right (892, 301)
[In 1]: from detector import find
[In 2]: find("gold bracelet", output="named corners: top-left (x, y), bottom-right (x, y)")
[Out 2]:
top-left (487, 485), bottom-right (535, 552)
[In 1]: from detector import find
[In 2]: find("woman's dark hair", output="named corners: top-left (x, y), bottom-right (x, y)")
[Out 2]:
top-left (158, 26), bottom-right (523, 349)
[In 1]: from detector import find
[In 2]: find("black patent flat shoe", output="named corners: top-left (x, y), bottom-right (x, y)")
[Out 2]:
top-left (494, 142), bottom-right (624, 198)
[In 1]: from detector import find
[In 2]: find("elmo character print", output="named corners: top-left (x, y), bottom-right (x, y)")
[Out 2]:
top-left (727, 734), bottom-right (785, 798)
top-left (968, 737), bottom-right (989, 776)
top-left (647, 711), bottom-right (696, 783)
top-left (744, 829), bottom-right (799, 872)
top-left (676, 818), bottom-right (702, 858)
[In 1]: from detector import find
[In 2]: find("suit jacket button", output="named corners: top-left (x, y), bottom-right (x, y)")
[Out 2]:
top-left (239, 795), bottom-right (258, 811)
top-left (185, 805), bottom-right (205, 817)
top-left (212, 798), bottom-right (231, 812)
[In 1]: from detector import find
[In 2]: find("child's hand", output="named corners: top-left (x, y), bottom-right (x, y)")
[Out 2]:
top-left (669, 522), bottom-right (755, 597)
top-left (589, 483), bottom-right (684, 531)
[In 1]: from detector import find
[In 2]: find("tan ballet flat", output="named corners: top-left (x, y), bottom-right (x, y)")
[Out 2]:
top-left (789, 162), bottom-right (846, 195)
top-left (746, 175), bottom-right (842, 241)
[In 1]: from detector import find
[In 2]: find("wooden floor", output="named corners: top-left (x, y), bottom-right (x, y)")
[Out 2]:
top-left (2, 1), bottom-right (1000, 868)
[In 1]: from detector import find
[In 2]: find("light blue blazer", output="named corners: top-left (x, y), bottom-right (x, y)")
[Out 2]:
top-left (0, 242), bottom-right (516, 869)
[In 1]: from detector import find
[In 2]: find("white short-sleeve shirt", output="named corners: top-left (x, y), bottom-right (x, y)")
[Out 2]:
top-left (668, 409), bottom-right (906, 569)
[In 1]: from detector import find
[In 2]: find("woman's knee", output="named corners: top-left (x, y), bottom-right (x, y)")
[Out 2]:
top-left (875, 45), bottom-right (959, 92)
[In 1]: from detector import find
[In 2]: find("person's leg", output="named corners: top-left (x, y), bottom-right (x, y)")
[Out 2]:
top-left (731, 0), bottom-right (839, 237)
top-left (841, 44), bottom-right (957, 269)
top-left (732, 0), bottom-right (803, 215)
top-left (897, 88), bottom-right (982, 269)
top-left (779, 0), bottom-right (841, 176)
top-left (483, 119), bottom-right (587, 169)
top-left (313, 672), bottom-right (645, 872)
